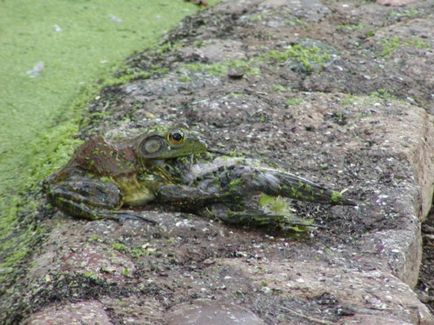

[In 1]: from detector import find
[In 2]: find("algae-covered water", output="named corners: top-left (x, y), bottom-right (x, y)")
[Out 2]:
top-left (0, 0), bottom-right (204, 274)
top-left (0, 0), bottom-right (199, 194)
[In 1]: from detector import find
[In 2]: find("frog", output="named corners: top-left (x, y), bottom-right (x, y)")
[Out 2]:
top-left (46, 124), bottom-right (355, 229)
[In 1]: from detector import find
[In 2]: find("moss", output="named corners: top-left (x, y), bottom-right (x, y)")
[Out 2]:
top-left (341, 94), bottom-right (357, 106)
top-left (112, 242), bottom-right (127, 252)
top-left (258, 194), bottom-right (289, 215)
top-left (181, 59), bottom-right (261, 78)
top-left (258, 194), bottom-right (314, 232)
top-left (388, 8), bottom-right (420, 20)
top-left (193, 40), bottom-right (205, 48)
top-left (121, 267), bottom-right (131, 277)
top-left (88, 234), bottom-right (101, 243)
top-left (111, 241), bottom-right (157, 258)
top-left (264, 43), bottom-right (333, 73)
top-left (286, 181), bottom-right (315, 201)
top-left (286, 98), bottom-right (303, 106)
top-left (0, 0), bottom-right (202, 194)
top-left (105, 71), bottom-right (151, 87)
top-left (406, 37), bottom-right (430, 49)
top-left (379, 36), bottom-right (430, 58)
top-left (130, 245), bottom-right (156, 258)
top-left (273, 84), bottom-right (287, 92)
top-left (340, 94), bottom-right (358, 107)
top-left (0, 197), bottom-right (45, 284)
top-left (330, 191), bottom-right (343, 204)
top-left (228, 178), bottom-right (243, 191)
top-left (248, 13), bottom-right (265, 22)
top-left (83, 271), bottom-right (99, 281)
top-left (178, 75), bottom-right (192, 83)
top-left (181, 41), bottom-right (333, 79)
top-left (380, 36), bottom-right (402, 57)
top-left (365, 30), bottom-right (375, 38)
top-left (285, 17), bottom-right (305, 27)
top-left (336, 23), bottom-right (366, 33)
top-left (370, 88), bottom-right (397, 101)
top-left (0, 0), bottom-right (206, 287)
top-left (108, 65), bottom-right (171, 87)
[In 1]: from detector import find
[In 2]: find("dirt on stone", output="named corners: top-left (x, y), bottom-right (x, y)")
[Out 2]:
top-left (418, 206), bottom-right (434, 315)
top-left (1, 0), bottom-right (434, 324)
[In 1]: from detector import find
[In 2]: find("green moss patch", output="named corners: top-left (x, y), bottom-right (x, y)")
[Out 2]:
top-left (264, 42), bottom-right (334, 73)
top-left (180, 59), bottom-right (261, 78)
top-left (379, 36), bottom-right (431, 57)
top-left (0, 0), bottom-right (210, 286)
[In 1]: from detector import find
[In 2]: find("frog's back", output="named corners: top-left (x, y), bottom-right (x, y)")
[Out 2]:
top-left (51, 136), bottom-right (138, 182)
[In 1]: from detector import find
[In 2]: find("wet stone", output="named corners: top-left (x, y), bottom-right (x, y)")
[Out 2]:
top-left (259, 0), bottom-right (331, 22)
top-left (165, 300), bottom-right (265, 325)
top-left (59, 243), bottom-right (136, 283)
top-left (377, 0), bottom-right (418, 6)
top-left (24, 301), bottom-right (112, 325)
top-left (179, 39), bottom-right (246, 63)
top-left (122, 72), bottom-right (222, 101)
top-left (4, 0), bottom-right (434, 323)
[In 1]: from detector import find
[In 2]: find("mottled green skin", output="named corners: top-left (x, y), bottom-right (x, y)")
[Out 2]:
top-left (47, 126), bottom-right (207, 222)
top-left (47, 126), bottom-right (354, 228)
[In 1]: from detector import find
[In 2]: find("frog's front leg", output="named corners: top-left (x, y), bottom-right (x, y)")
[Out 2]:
top-left (48, 178), bottom-right (156, 224)
top-left (156, 184), bottom-right (224, 208)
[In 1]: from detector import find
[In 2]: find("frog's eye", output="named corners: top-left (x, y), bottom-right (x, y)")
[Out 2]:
top-left (167, 130), bottom-right (184, 145)
top-left (140, 136), bottom-right (163, 156)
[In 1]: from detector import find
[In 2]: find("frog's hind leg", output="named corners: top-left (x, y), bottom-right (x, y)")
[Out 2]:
top-left (223, 166), bottom-right (355, 206)
top-left (201, 204), bottom-right (319, 230)
top-left (49, 179), bottom-right (156, 224)
top-left (49, 179), bottom-right (122, 211)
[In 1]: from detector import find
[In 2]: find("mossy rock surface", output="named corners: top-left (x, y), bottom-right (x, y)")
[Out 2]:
top-left (2, 0), bottom-right (434, 324)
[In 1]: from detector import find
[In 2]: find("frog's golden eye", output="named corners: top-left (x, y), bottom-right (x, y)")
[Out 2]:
top-left (167, 130), bottom-right (184, 145)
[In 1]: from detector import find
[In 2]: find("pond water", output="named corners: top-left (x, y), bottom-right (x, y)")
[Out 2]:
top-left (0, 0), bottom-right (202, 271)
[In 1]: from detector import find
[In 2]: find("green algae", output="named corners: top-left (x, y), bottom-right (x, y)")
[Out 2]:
top-left (286, 98), bottom-right (303, 106)
top-left (330, 191), bottom-right (343, 204)
top-left (264, 43), bottom-right (333, 73)
top-left (180, 59), bottom-right (261, 78)
top-left (176, 39), bottom-right (334, 84)
top-left (0, 0), bottom-right (212, 284)
top-left (112, 242), bottom-right (127, 253)
top-left (0, 0), bottom-right (201, 192)
top-left (258, 193), bottom-right (314, 232)
top-left (379, 36), bottom-right (431, 57)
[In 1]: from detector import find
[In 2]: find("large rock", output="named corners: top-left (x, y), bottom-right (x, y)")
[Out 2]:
top-left (3, 0), bottom-right (434, 324)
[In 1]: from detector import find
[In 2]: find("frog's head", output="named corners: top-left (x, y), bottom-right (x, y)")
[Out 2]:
top-left (135, 126), bottom-right (207, 159)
